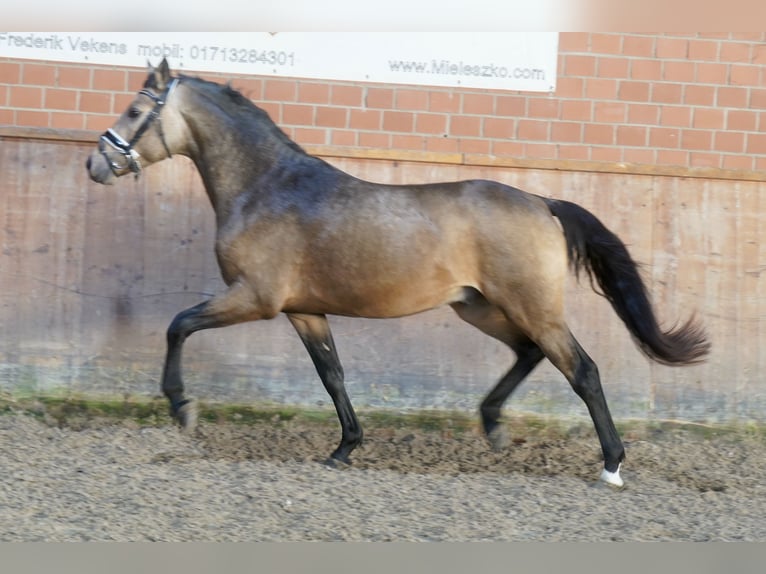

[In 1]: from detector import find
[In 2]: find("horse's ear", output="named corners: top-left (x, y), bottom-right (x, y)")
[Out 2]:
top-left (148, 58), bottom-right (172, 91)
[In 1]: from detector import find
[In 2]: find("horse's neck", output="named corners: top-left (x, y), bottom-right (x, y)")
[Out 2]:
top-left (183, 109), bottom-right (299, 223)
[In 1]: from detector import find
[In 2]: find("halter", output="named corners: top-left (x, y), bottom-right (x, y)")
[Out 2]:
top-left (99, 78), bottom-right (180, 178)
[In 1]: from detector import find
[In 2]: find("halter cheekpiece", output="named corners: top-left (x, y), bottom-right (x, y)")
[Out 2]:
top-left (99, 78), bottom-right (179, 178)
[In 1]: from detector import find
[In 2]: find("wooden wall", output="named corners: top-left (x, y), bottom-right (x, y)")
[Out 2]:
top-left (1, 134), bottom-right (763, 425)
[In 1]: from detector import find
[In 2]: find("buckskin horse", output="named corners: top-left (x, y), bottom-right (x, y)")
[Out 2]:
top-left (86, 59), bottom-right (709, 487)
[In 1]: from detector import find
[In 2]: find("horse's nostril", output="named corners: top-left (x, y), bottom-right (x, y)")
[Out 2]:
top-left (86, 156), bottom-right (92, 170)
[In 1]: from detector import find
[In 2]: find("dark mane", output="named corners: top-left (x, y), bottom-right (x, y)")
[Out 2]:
top-left (147, 72), bottom-right (307, 155)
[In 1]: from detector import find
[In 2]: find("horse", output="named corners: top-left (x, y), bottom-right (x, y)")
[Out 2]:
top-left (86, 59), bottom-right (709, 487)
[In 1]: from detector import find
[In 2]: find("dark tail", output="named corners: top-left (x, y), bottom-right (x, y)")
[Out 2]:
top-left (543, 197), bottom-right (710, 365)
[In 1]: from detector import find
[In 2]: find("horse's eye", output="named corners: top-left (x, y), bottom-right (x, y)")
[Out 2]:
top-left (128, 107), bottom-right (141, 119)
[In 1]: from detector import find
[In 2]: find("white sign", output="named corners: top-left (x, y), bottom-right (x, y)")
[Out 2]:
top-left (0, 32), bottom-right (558, 92)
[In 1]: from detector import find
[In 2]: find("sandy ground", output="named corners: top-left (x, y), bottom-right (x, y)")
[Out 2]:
top-left (1, 408), bottom-right (764, 541)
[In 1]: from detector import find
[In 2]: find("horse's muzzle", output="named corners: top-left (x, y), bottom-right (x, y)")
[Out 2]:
top-left (86, 153), bottom-right (116, 185)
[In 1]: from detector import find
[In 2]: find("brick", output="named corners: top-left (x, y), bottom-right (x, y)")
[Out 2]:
top-left (652, 83), bottom-right (682, 104)
top-left (459, 139), bottom-right (490, 155)
top-left (684, 85), bottom-right (715, 106)
top-left (662, 61), bottom-right (696, 83)
top-left (656, 37), bottom-right (688, 59)
top-left (382, 110), bottom-right (413, 132)
top-left (57, 66), bottom-right (91, 89)
top-left (79, 91), bottom-right (111, 114)
top-left (427, 136), bottom-right (459, 154)
top-left (350, 109), bottom-right (381, 130)
top-left (565, 55), bottom-right (597, 76)
top-left (628, 103), bottom-right (660, 124)
top-left (462, 93), bottom-right (494, 115)
top-left (719, 42), bottom-right (751, 62)
top-left (315, 106), bottom-right (347, 128)
top-left (561, 100), bottom-right (592, 121)
top-left (396, 89), bottom-right (429, 111)
top-left (722, 155), bottom-right (753, 171)
top-left (590, 33), bottom-right (622, 55)
top-left (85, 114), bottom-right (114, 132)
top-left (558, 144), bottom-right (589, 160)
top-left (293, 127), bottom-right (326, 145)
top-left (753, 43), bottom-right (766, 65)
top-left (681, 129), bottom-right (713, 150)
top-left (491, 140), bottom-right (524, 157)
top-left (298, 83), bottom-right (329, 104)
top-left (585, 78), bottom-right (618, 100)
top-left (751, 89), bottom-right (766, 109)
top-left (416, 113), bottom-right (448, 134)
top-left (696, 63), bottom-right (727, 84)
top-left (358, 132), bottom-right (390, 148)
top-left (282, 103), bottom-right (314, 125)
top-left (496, 95), bottom-right (526, 117)
top-left (584, 123), bottom-right (615, 145)
top-left (727, 110), bottom-right (757, 131)
top-left (429, 91), bottom-right (460, 113)
top-left (112, 93), bottom-right (135, 115)
top-left (616, 125), bottom-right (647, 146)
top-left (594, 101), bottom-right (626, 123)
top-left (688, 40), bottom-right (719, 61)
top-left (649, 127), bottom-right (680, 148)
top-left (450, 115), bottom-right (481, 137)
top-left (528, 97), bottom-right (558, 119)
top-left (93, 69), bottom-right (126, 91)
top-left (264, 79), bottom-right (296, 102)
top-left (10, 86), bottom-right (43, 108)
top-left (717, 87), bottom-right (748, 108)
top-left (656, 149), bottom-right (689, 166)
top-left (631, 60), bottom-right (662, 81)
top-left (598, 57), bottom-right (630, 78)
top-left (16, 110), bottom-right (49, 127)
top-left (551, 121), bottom-right (582, 142)
top-left (623, 35), bottom-right (655, 57)
top-left (714, 131), bottom-right (745, 153)
top-left (692, 108), bottom-right (725, 129)
top-left (517, 119), bottom-right (549, 141)
top-left (0, 62), bottom-right (21, 83)
top-left (660, 106), bottom-right (691, 127)
top-left (50, 112), bottom-right (83, 129)
top-left (366, 87), bottom-right (394, 109)
top-left (331, 130), bottom-right (356, 147)
top-left (590, 146), bottom-right (622, 162)
top-left (689, 152), bottom-right (720, 168)
top-left (746, 133), bottom-right (766, 154)
top-left (392, 134), bottom-right (425, 151)
top-left (524, 143), bottom-right (557, 159)
top-left (619, 81), bottom-right (650, 102)
top-left (331, 85), bottom-right (363, 107)
top-left (623, 148), bottom-right (655, 165)
top-left (730, 65), bottom-right (760, 86)
top-left (554, 77), bottom-right (584, 98)
top-left (22, 63), bottom-right (56, 85)
top-left (0, 109), bottom-right (14, 124)
top-left (259, 102), bottom-right (281, 122)
top-left (484, 117), bottom-right (516, 140)
top-left (559, 32), bottom-right (590, 52)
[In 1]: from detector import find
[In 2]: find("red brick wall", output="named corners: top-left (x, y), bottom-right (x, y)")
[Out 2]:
top-left (2, 32), bottom-right (766, 175)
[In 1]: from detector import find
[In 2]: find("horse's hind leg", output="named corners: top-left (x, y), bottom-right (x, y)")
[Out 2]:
top-left (535, 326), bottom-right (625, 486)
top-left (287, 313), bottom-right (362, 465)
top-left (451, 298), bottom-right (545, 449)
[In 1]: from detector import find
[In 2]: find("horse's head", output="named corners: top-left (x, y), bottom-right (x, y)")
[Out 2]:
top-left (86, 58), bottom-right (186, 184)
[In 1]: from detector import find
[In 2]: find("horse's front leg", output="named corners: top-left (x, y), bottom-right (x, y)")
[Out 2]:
top-left (161, 282), bottom-right (264, 431)
top-left (287, 313), bottom-right (363, 465)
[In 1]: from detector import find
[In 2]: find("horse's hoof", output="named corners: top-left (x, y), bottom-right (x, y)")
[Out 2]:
top-left (324, 455), bottom-right (351, 470)
top-left (598, 464), bottom-right (625, 489)
top-left (486, 425), bottom-right (509, 452)
top-left (175, 400), bottom-right (198, 434)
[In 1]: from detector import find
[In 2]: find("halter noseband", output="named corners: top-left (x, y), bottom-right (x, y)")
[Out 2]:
top-left (99, 78), bottom-right (179, 178)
